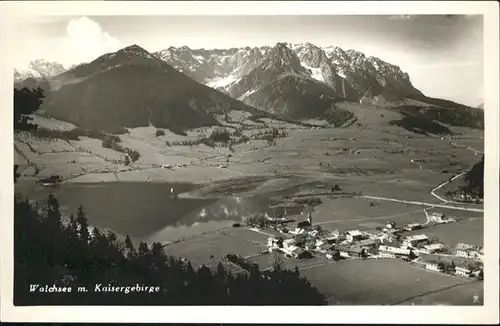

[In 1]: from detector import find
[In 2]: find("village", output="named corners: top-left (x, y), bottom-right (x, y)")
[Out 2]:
top-left (241, 208), bottom-right (484, 280)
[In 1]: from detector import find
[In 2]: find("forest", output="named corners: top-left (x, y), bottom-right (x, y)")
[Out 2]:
top-left (14, 193), bottom-right (326, 305)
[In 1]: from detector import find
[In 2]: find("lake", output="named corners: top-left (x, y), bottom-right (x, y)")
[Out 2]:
top-left (14, 181), bottom-right (305, 243)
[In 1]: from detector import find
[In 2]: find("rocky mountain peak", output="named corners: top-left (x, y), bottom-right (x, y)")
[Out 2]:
top-left (117, 44), bottom-right (153, 58)
top-left (263, 42), bottom-right (303, 71)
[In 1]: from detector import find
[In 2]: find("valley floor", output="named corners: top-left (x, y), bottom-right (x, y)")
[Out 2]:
top-left (14, 107), bottom-right (485, 305)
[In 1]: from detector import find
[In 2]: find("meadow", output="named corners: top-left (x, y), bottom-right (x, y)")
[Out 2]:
top-left (299, 259), bottom-right (480, 305)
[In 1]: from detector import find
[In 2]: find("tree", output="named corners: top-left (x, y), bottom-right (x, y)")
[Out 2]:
top-left (128, 150), bottom-right (140, 162)
top-left (45, 193), bottom-right (62, 230)
top-left (124, 235), bottom-right (137, 259)
top-left (449, 260), bottom-right (456, 273)
top-left (478, 269), bottom-right (484, 281)
top-left (333, 250), bottom-right (341, 261)
top-left (270, 251), bottom-right (282, 272)
top-left (14, 87), bottom-right (44, 130)
top-left (14, 165), bottom-right (21, 183)
top-left (76, 205), bottom-right (90, 244)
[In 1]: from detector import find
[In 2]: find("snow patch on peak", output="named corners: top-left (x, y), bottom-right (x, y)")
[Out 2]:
top-left (192, 54), bottom-right (205, 63)
top-left (206, 74), bottom-right (240, 89)
top-left (239, 88), bottom-right (258, 100)
top-left (301, 63), bottom-right (324, 83)
top-left (336, 69), bottom-right (347, 79)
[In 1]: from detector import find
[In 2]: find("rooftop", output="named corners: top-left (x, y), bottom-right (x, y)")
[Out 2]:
top-left (358, 239), bottom-right (378, 246)
top-left (405, 234), bottom-right (429, 241)
top-left (347, 230), bottom-right (363, 236)
top-left (424, 243), bottom-right (444, 250)
top-left (379, 245), bottom-right (411, 255)
top-left (335, 245), bottom-right (364, 254)
top-left (455, 266), bottom-right (471, 272)
top-left (456, 243), bottom-right (475, 250)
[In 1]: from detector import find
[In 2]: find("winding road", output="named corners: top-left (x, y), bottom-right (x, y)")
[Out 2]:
top-left (430, 172), bottom-right (466, 204)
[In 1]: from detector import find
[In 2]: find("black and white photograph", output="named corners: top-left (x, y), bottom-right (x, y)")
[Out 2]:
top-left (1, 1), bottom-right (499, 324)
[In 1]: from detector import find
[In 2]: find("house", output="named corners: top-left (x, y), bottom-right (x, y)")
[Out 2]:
top-left (358, 239), bottom-right (379, 249)
top-left (315, 239), bottom-right (327, 248)
top-left (267, 237), bottom-right (279, 247)
top-left (304, 240), bottom-right (317, 251)
top-left (423, 243), bottom-right (444, 254)
top-left (378, 250), bottom-right (396, 259)
top-left (277, 226), bottom-right (289, 234)
top-left (402, 234), bottom-right (429, 248)
top-left (385, 222), bottom-right (396, 229)
top-left (430, 212), bottom-right (445, 221)
top-left (456, 243), bottom-right (476, 250)
top-left (455, 266), bottom-right (472, 277)
top-left (346, 230), bottom-right (364, 243)
top-left (268, 237), bottom-right (283, 248)
top-left (283, 246), bottom-right (310, 259)
top-left (335, 245), bottom-right (366, 258)
top-left (316, 243), bottom-right (331, 253)
top-left (425, 262), bottom-right (442, 272)
top-left (431, 213), bottom-right (454, 224)
top-left (456, 249), bottom-right (480, 258)
top-left (378, 245), bottom-right (412, 258)
top-left (282, 239), bottom-right (296, 249)
top-left (294, 233), bottom-right (308, 245)
top-left (455, 243), bottom-right (479, 258)
top-left (404, 223), bottom-right (422, 231)
top-left (308, 229), bottom-right (320, 237)
top-left (290, 228), bottom-right (306, 235)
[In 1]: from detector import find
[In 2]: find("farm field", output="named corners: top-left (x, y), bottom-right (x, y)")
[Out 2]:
top-left (299, 259), bottom-right (480, 305)
top-left (312, 197), bottom-right (427, 230)
top-left (163, 229), bottom-right (267, 268)
top-left (395, 281), bottom-right (484, 305)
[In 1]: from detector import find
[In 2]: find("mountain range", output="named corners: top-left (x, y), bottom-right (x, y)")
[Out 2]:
top-left (154, 42), bottom-right (423, 105)
top-left (14, 59), bottom-right (67, 81)
top-left (14, 42), bottom-right (484, 133)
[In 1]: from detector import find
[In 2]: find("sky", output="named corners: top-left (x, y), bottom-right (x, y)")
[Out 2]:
top-left (10, 14), bottom-right (483, 106)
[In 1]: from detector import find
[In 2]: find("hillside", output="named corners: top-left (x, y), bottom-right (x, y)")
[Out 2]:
top-left (403, 94), bottom-right (484, 129)
top-left (41, 45), bottom-right (260, 133)
top-left (462, 155), bottom-right (484, 198)
top-left (244, 73), bottom-right (352, 124)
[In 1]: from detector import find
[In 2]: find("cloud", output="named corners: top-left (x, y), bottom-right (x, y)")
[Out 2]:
top-left (63, 16), bottom-right (121, 64)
